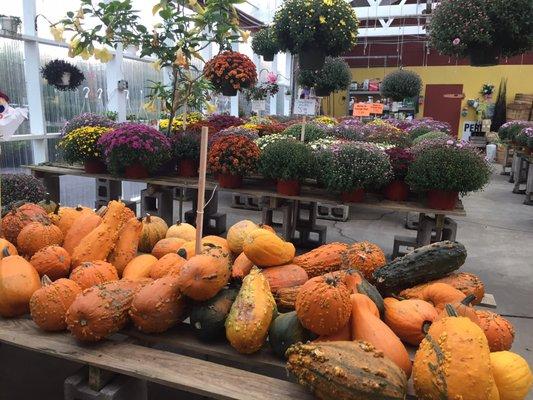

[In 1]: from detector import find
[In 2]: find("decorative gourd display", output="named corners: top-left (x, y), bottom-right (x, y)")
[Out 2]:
top-left (17, 221), bottom-right (64, 257)
top-left (149, 252), bottom-right (187, 279)
top-left (151, 237), bottom-right (187, 259)
top-left (107, 217), bottom-right (143, 276)
top-left (295, 275), bottom-right (351, 336)
top-left (65, 280), bottom-right (140, 342)
top-left (37, 193), bottom-right (58, 214)
top-left (400, 282), bottom-right (466, 311)
top-left (340, 241), bottom-right (386, 281)
top-left (165, 221), bottom-right (196, 242)
top-left (476, 309), bottom-right (515, 351)
top-left (286, 341), bottom-right (408, 400)
top-left (0, 239), bottom-right (17, 259)
top-left (120, 207), bottom-right (136, 228)
top-left (435, 294), bottom-right (480, 325)
top-left (262, 264), bottom-right (308, 293)
top-left (350, 293), bottom-right (412, 378)
top-left (0, 248), bottom-right (41, 317)
top-left (138, 214), bottom-right (169, 253)
top-left (226, 219), bottom-right (259, 254)
top-left (71, 201), bottom-right (125, 267)
top-left (122, 254), bottom-right (158, 280)
top-left (315, 321), bottom-right (351, 342)
top-left (177, 253), bottom-right (231, 301)
top-left (274, 285), bottom-right (301, 311)
top-left (413, 306), bottom-right (500, 400)
top-left (400, 272), bottom-right (485, 305)
top-left (243, 229), bottom-right (295, 267)
top-left (269, 311), bottom-right (312, 359)
top-left (69, 260), bottom-right (119, 290)
top-left (293, 242), bottom-right (348, 278)
top-left (176, 236), bottom-right (230, 260)
top-left (231, 252), bottom-right (254, 280)
top-left (30, 245), bottom-right (71, 280)
top-left (62, 212), bottom-right (102, 254)
top-left (332, 269), bottom-right (386, 317)
top-left (490, 351), bottom-right (532, 400)
top-left (29, 276), bottom-right (81, 331)
top-left (51, 205), bottom-right (95, 235)
top-left (129, 275), bottom-right (185, 333)
top-left (225, 267), bottom-right (276, 354)
top-left (383, 297), bottom-right (438, 345)
top-left (1, 203), bottom-right (50, 243)
top-left (373, 240), bottom-right (467, 294)
top-left (190, 287), bottom-right (239, 341)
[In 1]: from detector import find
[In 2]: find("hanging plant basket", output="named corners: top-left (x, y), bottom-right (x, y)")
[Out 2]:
top-left (263, 52), bottom-right (275, 62)
top-left (41, 59), bottom-right (85, 91)
top-left (221, 83), bottom-right (238, 97)
top-left (203, 51), bottom-right (257, 97)
top-left (469, 47), bottom-right (500, 67)
top-left (298, 47), bottom-right (326, 70)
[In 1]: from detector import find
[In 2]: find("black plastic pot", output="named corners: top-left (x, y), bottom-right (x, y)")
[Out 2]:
top-left (221, 83), bottom-right (238, 97)
top-left (263, 52), bottom-right (275, 62)
top-left (298, 47), bottom-right (326, 70)
top-left (469, 47), bottom-right (499, 67)
top-left (314, 86), bottom-right (332, 97)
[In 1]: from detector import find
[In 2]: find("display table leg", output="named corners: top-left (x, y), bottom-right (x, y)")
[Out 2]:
top-left (524, 162), bottom-right (533, 205)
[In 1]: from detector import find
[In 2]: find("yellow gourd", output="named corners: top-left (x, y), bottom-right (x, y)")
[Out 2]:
top-left (243, 229), bottom-right (295, 267)
top-left (490, 351), bottom-right (532, 400)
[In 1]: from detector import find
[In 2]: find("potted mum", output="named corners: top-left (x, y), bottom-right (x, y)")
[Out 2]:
top-left (298, 57), bottom-right (351, 97)
top-left (429, 0), bottom-right (533, 66)
top-left (383, 148), bottom-right (414, 201)
top-left (258, 139), bottom-right (313, 196)
top-left (207, 135), bottom-right (260, 188)
top-left (406, 118), bottom-right (451, 140)
top-left (406, 140), bottom-right (491, 210)
top-left (282, 123), bottom-right (328, 143)
top-left (251, 26), bottom-right (280, 62)
top-left (380, 69), bottom-right (422, 101)
top-left (207, 114), bottom-right (244, 131)
top-left (203, 51), bottom-right (257, 97)
top-left (273, 0), bottom-right (358, 70)
top-left (58, 126), bottom-right (113, 173)
top-left (174, 131), bottom-right (200, 177)
top-left (498, 121), bottom-right (531, 144)
top-left (61, 112), bottom-right (114, 135)
top-left (98, 123), bottom-right (172, 179)
top-left (323, 142), bottom-right (392, 202)
top-left (362, 120), bottom-right (412, 148)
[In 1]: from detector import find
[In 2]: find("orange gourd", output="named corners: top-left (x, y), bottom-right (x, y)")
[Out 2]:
top-left (29, 276), bottom-right (81, 331)
top-left (120, 207), bottom-right (136, 228)
top-left (30, 245), bottom-right (71, 280)
top-left (177, 253), bottom-right (231, 301)
top-left (178, 237), bottom-right (231, 260)
top-left (1, 203), bottom-right (50, 243)
top-left (122, 254), bottom-right (158, 281)
top-left (0, 239), bottom-right (17, 259)
top-left (17, 221), bottom-right (64, 257)
top-left (293, 242), bottom-right (349, 278)
top-left (231, 252), bottom-right (254, 280)
top-left (327, 268), bottom-right (364, 293)
top-left (476, 310), bottom-right (515, 352)
top-left (243, 229), bottom-right (295, 267)
top-left (151, 237), bottom-right (187, 259)
top-left (51, 205), bottom-right (95, 235)
top-left (261, 264), bottom-right (308, 293)
top-left (340, 241), bottom-right (386, 281)
top-left (69, 260), bottom-right (119, 290)
top-left (138, 214), bottom-right (168, 253)
top-left (0, 248), bottom-right (41, 317)
top-left (149, 252), bottom-right (187, 279)
top-left (315, 322), bottom-right (352, 342)
top-left (295, 275), bottom-right (351, 336)
top-left (401, 282), bottom-right (466, 311)
top-left (62, 212), bottom-right (102, 254)
top-left (351, 293), bottom-right (412, 378)
top-left (107, 217), bottom-right (143, 276)
top-left (165, 221), bottom-right (196, 242)
top-left (383, 297), bottom-right (438, 346)
top-left (435, 294), bottom-right (480, 325)
top-left (129, 275), bottom-right (185, 333)
top-left (226, 219), bottom-right (259, 254)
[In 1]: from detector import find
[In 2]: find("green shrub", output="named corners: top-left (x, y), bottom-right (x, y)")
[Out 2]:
top-left (412, 131), bottom-right (454, 145)
top-left (380, 69), bottom-right (422, 101)
top-left (283, 123), bottom-right (328, 142)
top-left (298, 57), bottom-right (351, 94)
top-left (259, 139), bottom-right (313, 181)
top-left (174, 132), bottom-right (200, 161)
top-left (251, 27), bottom-right (279, 58)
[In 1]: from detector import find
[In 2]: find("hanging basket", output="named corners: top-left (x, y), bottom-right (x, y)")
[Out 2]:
top-left (468, 47), bottom-right (499, 67)
top-left (262, 52), bottom-right (275, 62)
top-left (41, 59), bottom-right (85, 91)
top-left (221, 83), bottom-right (238, 97)
top-left (298, 47), bottom-right (326, 70)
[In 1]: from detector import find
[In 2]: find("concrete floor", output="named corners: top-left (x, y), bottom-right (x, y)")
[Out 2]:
top-left (1, 169), bottom-right (532, 399)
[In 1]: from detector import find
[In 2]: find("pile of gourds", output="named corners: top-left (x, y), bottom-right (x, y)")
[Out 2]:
top-left (0, 203), bottom-right (531, 400)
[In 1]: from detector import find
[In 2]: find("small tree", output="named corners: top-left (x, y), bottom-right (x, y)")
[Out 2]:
top-left (380, 69), bottom-right (422, 101)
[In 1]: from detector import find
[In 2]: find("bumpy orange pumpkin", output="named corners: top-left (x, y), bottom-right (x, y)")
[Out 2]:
top-left (62, 212), bottom-right (102, 255)
top-left (293, 242), bottom-right (349, 278)
top-left (177, 236), bottom-right (231, 260)
top-left (243, 229), bottom-right (295, 267)
top-left (149, 252), bottom-right (187, 279)
top-left (120, 206), bottom-right (136, 228)
top-left (1, 203), bottom-right (50, 243)
top-left (177, 253), bottom-right (231, 301)
top-left (476, 310), bottom-right (515, 352)
top-left (138, 214), bottom-right (168, 253)
top-left (0, 239), bottom-right (17, 259)
top-left (231, 252), bottom-right (254, 280)
top-left (107, 217), bottom-right (143, 276)
top-left (295, 275), bottom-right (351, 336)
top-left (261, 264), bottom-right (308, 293)
top-left (165, 221), bottom-right (196, 242)
top-left (17, 221), bottom-right (64, 257)
top-left (226, 220), bottom-right (259, 254)
top-left (340, 241), bottom-right (386, 281)
top-left (401, 282), bottom-right (466, 311)
top-left (30, 245), bottom-right (71, 280)
top-left (0, 249), bottom-right (41, 317)
top-left (29, 276), bottom-right (81, 331)
top-left (122, 254), bottom-right (158, 281)
top-left (435, 294), bottom-right (480, 325)
top-left (151, 237), bottom-right (187, 259)
top-left (69, 260), bottom-right (118, 290)
top-left (129, 275), bottom-right (185, 333)
top-left (51, 205), bottom-right (95, 235)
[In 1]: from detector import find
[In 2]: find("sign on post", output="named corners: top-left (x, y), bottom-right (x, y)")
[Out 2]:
top-left (251, 100), bottom-right (266, 112)
top-left (370, 103), bottom-right (384, 115)
top-left (353, 102), bottom-right (371, 117)
top-left (294, 99), bottom-right (317, 116)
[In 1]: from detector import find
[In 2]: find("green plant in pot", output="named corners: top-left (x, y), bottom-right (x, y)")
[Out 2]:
top-left (298, 57), bottom-right (351, 97)
top-left (498, 121), bottom-right (531, 144)
top-left (406, 139), bottom-right (491, 210)
top-left (259, 139), bottom-right (313, 196)
top-left (412, 131), bottom-right (454, 145)
top-left (380, 69), bottom-right (422, 101)
top-left (58, 126), bottom-right (113, 173)
top-left (429, 0), bottom-right (533, 66)
top-left (322, 142), bottom-right (392, 202)
top-left (273, 0), bottom-right (358, 70)
top-left (282, 123), bottom-right (328, 142)
top-left (173, 131), bottom-right (200, 177)
top-left (251, 26), bottom-right (280, 62)
top-left (383, 147), bottom-right (414, 201)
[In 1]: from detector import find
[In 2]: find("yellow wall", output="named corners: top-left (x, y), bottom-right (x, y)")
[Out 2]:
top-left (326, 64), bottom-right (533, 138)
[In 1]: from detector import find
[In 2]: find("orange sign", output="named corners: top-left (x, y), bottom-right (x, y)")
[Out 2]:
top-left (353, 102), bottom-right (371, 117)
top-left (370, 103), bottom-right (384, 114)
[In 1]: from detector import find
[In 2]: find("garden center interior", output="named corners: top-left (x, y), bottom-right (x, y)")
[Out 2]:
top-left (0, 0), bottom-right (532, 399)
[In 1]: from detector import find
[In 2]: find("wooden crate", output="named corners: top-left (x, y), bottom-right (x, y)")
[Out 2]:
top-left (507, 102), bottom-right (531, 121)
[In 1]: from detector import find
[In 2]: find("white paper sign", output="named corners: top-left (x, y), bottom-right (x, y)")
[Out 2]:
top-left (294, 99), bottom-right (317, 116)
top-left (462, 121), bottom-right (482, 141)
top-left (251, 100), bottom-right (266, 112)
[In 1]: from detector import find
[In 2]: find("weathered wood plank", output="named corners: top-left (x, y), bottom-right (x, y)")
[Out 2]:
top-left (0, 319), bottom-right (312, 400)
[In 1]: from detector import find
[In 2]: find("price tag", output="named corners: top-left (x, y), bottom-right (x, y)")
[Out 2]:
top-left (370, 103), bottom-right (384, 114)
top-left (251, 100), bottom-right (266, 112)
top-left (353, 102), bottom-right (371, 117)
top-left (294, 99), bottom-right (317, 116)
